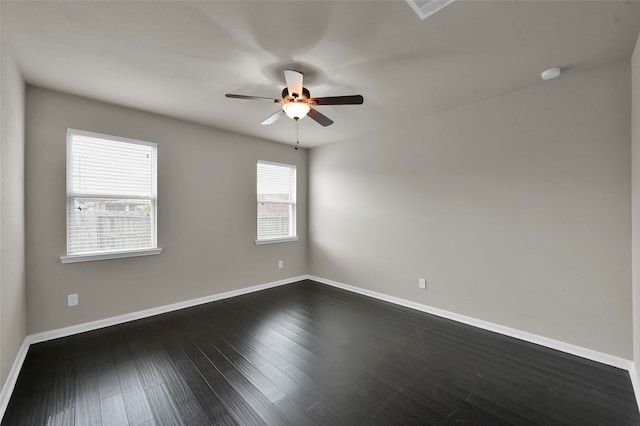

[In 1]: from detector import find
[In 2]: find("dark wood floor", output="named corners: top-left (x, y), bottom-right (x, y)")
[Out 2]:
top-left (2, 280), bottom-right (639, 425)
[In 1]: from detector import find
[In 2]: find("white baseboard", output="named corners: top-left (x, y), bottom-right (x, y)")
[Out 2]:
top-left (0, 275), bottom-right (306, 421)
top-left (311, 275), bottom-right (640, 411)
top-left (1, 274), bottom-right (638, 420)
top-left (29, 275), bottom-right (307, 344)
top-left (308, 275), bottom-right (633, 371)
top-left (630, 363), bottom-right (640, 413)
top-left (0, 337), bottom-right (30, 421)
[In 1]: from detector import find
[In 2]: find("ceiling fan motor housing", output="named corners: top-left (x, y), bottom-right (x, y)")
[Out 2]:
top-left (282, 87), bottom-right (311, 102)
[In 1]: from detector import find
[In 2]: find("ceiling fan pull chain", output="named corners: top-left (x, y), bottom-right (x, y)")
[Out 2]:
top-left (295, 120), bottom-right (300, 150)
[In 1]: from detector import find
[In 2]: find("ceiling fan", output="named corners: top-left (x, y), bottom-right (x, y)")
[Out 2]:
top-left (225, 70), bottom-right (364, 127)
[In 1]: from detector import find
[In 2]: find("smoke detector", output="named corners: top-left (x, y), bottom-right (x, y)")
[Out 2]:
top-left (406, 0), bottom-right (456, 20)
top-left (540, 67), bottom-right (561, 81)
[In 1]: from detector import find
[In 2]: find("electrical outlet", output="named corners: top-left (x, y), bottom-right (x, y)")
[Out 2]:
top-left (418, 278), bottom-right (427, 289)
top-left (67, 293), bottom-right (78, 306)
top-left (278, 260), bottom-right (284, 269)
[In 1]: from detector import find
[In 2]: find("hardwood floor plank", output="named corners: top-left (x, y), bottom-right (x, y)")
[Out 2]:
top-left (193, 337), bottom-right (293, 425)
top-left (224, 338), bottom-right (316, 406)
top-left (126, 343), bottom-right (165, 391)
top-left (95, 350), bottom-right (122, 401)
top-left (7, 343), bottom-right (61, 425)
top-left (185, 346), bottom-right (267, 425)
top-left (145, 383), bottom-right (184, 426)
top-left (184, 316), bottom-right (287, 404)
top-left (273, 396), bottom-right (319, 425)
top-left (51, 356), bottom-right (76, 415)
top-left (45, 407), bottom-right (74, 426)
top-left (74, 368), bottom-right (101, 426)
top-left (116, 360), bottom-right (155, 425)
top-left (171, 356), bottom-right (234, 424)
top-left (137, 340), bottom-right (212, 426)
top-left (100, 393), bottom-right (129, 426)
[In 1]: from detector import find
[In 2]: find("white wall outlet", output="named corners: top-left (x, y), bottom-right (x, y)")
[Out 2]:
top-left (278, 260), bottom-right (284, 269)
top-left (418, 278), bottom-right (427, 289)
top-left (67, 293), bottom-right (78, 306)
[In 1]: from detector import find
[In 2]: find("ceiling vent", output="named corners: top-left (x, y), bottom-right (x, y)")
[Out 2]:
top-left (406, 0), bottom-right (455, 20)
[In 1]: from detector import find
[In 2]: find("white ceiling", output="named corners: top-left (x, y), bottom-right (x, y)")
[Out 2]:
top-left (3, 1), bottom-right (640, 148)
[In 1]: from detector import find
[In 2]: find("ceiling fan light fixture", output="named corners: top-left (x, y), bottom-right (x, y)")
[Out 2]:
top-left (226, 69), bottom-right (362, 127)
top-left (283, 102), bottom-right (310, 120)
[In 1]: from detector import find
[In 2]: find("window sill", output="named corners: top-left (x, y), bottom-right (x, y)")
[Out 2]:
top-left (60, 248), bottom-right (163, 264)
top-left (255, 237), bottom-right (299, 245)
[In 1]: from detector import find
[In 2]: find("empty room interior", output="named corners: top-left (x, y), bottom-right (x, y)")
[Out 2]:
top-left (3, 0), bottom-right (640, 424)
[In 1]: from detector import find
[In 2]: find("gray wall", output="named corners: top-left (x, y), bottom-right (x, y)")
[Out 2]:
top-left (25, 86), bottom-right (308, 334)
top-left (12, 47), bottom-right (637, 385)
top-left (633, 34), bottom-right (640, 376)
top-left (0, 42), bottom-right (27, 384)
top-left (309, 61), bottom-right (632, 358)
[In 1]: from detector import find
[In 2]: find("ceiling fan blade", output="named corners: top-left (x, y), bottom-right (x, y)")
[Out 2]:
top-left (261, 109), bottom-right (285, 125)
top-left (307, 107), bottom-right (334, 127)
top-left (284, 70), bottom-right (304, 99)
top-left (226, 94), bottom-right (282, 103)
top-left (309, 95), bottom-right (364, 105)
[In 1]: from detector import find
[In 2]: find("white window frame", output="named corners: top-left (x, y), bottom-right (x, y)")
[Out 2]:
top-left (60, 129), bottom-right (162, 263)
top-left (256, 160), bottom-right (299, 245)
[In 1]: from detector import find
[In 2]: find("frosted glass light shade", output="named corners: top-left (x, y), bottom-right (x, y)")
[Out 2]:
top-left (283, 102), bottom-right (310, 120)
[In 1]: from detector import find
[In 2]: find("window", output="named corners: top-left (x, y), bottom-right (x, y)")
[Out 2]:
top-left (256, 161), bottom-right (298, 244)
top-left (61, 129), bottom-right (161, 263)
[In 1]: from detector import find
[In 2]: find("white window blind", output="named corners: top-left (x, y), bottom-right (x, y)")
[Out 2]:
top-left (257, 161), bottom-right (297, 242)
top-left (66, 129), bottom-right (157, 257)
